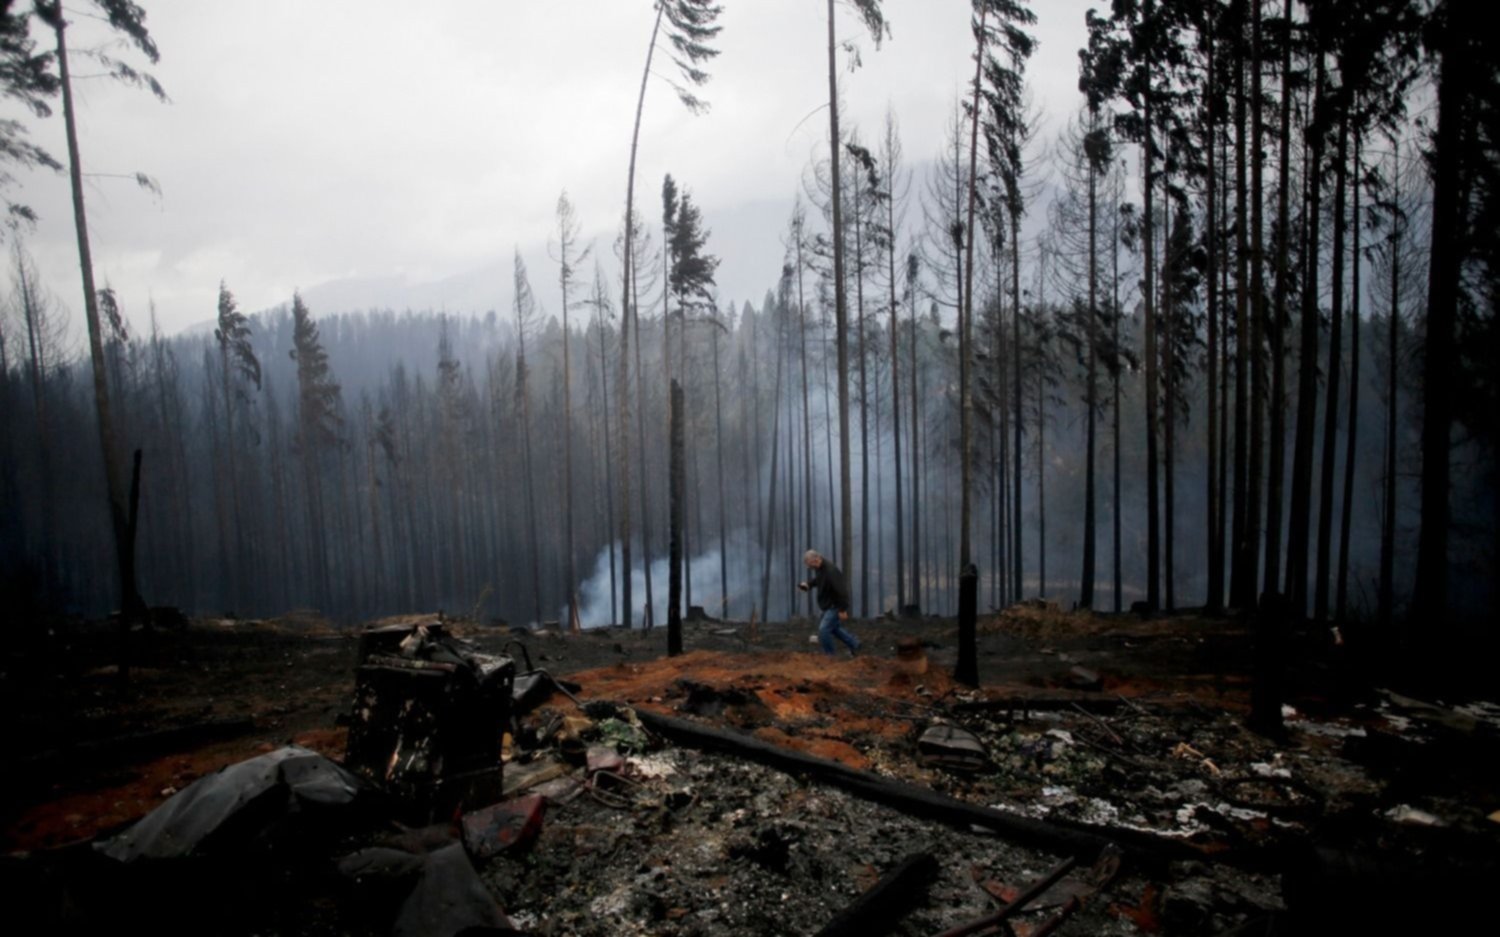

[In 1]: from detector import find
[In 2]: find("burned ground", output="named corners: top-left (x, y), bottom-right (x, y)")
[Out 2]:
top-left (2, 607), bottom-right (1497, 935)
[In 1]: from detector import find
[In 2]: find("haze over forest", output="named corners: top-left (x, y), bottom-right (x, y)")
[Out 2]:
top-left (2, 1), bottom-right (1495, 656)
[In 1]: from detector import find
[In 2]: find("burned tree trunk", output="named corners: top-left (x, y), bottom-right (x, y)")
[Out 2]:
top-left (713, 326), bottom-right (728, 619)
top-left (1204, 11), bottom-right (1222, 613)
top-left (1264, 0), bottom-right (1295, 602)
top-left (1229, 12), bottom-right (1250, 610)
top-left (1143, 75), bottom-right (1161, 613)
top-left (761, 295), bottom-right (786, 622)
top-left (795, 214), bottom-right (816, 617)
top-left (1286, 52), bottom-right (1328, 617)
top-left (635, 264), bottom-right (656, 629)
top-left (959, 5), bottom-right (988, 573)
top-left (955, 563), bottom-right (979, 687)
top-left (669, 379), bottom-right (685, 657)
top-left (1378, 138), bottom-right (1403, 632)
top-left (1244, 0), bottom-right (1267, 614)
top-left (53, 17), bottom-right (146, 644)
top-left (1335, 133), bottom-right (1362, 625)
top-left (827, 0), bottom-right (855, 586)
top-left (1315, 110), bottom-right (1351, 624)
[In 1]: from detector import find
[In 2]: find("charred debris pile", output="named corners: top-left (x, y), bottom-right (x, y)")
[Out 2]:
top-left (4, 615), bottom-right (1499, 935)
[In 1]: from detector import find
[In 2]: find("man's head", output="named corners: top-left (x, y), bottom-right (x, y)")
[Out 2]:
top-left (803, 550), bottom-right (823, 569)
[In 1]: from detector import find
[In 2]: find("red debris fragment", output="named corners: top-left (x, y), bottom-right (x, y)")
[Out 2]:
top-left (460, 794), bottom-right (545, 860)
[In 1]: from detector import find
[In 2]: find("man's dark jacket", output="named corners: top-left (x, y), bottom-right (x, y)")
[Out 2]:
top-left (809, 560), bottom-right (850, 612)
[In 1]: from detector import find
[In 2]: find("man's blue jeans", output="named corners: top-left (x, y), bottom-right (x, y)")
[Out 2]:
top-left (817, 607), bottom-right (860, 656)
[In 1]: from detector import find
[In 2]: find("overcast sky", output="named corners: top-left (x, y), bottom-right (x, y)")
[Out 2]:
top-left (10, 0), bottom-right (1101, 338)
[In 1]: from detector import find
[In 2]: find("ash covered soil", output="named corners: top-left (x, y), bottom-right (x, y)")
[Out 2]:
top-left (4, 606), bottom-right (1498, 935)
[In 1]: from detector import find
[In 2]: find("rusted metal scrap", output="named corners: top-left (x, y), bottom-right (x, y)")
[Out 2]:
top-left (917, 722), bottom-right (991, 773)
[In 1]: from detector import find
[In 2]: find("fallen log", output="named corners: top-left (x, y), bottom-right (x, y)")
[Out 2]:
top-left (633, 709), bottom-right (1117, 862)
top-left (813, 851), bottom-right (938, 937)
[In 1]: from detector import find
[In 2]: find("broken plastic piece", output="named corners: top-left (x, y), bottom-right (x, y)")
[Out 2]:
top-left (1067, 666), bottom-right (1103, 691)
top-left (1383, 804), bottom-right (1444, 827)
top-left (587, 746), bottom-right (627, 776)
top-left (460, 795), bottom-right (546, 860)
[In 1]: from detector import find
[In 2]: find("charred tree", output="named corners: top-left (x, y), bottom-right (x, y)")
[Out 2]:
top-left (554, 192), bottom-right (590, 631)
top-left (1285, 45), bottom-right (1328, 616)
top-left (668, 378), bottom-right (684, 656)
top-left (827, 0), bottom-right (888, 588)
top-left (1263, 0), bottom-right (1294, 601)
top-left (1335, 132), bottom-right (1361, 624)
top-left (619, 1), bottom-right (722, 629)
top-left (1412, 0), bottom-right (1469, 632)
top-left (513, 254), bottom-right (544, 625)
top-left (42, 1), bottom-right (162, 646)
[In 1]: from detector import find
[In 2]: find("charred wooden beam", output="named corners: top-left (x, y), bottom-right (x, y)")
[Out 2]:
top-left (1028, 894), bottom-right (1084, 937)
top-left (934, 857), bottom-right (1077, 937)
top-left (813, 851), bottom-right (938, 937)
top-left (632, 708), bottom-right (1120, 862)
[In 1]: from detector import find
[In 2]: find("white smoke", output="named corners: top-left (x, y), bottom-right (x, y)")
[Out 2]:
top-left (567, 528), bottom-right (779, 628)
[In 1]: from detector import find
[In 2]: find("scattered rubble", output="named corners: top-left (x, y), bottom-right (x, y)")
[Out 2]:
top-left (5, 610), bottom-right (1499, 934)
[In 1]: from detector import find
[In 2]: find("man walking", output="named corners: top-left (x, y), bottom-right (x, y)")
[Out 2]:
top-left (799, 549), bottom-right (860, 657)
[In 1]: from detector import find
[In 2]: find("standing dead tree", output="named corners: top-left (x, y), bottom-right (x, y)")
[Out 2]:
top-left (36, 0), bottom-right (166, 670)
top-left (619, 1), bottom-right (722, 629)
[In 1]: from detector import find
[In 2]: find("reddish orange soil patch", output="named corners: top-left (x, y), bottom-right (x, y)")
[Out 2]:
top-left (561, 649), bottom-right (958, 771)
top-left (755, 685), bottom-right (822, 720)
top-left (750, 726), bottom-right (872, 770)
top-left (568, 649), bottom-right (959, 709)
top-left (838, 715), bottom-right (916, 742)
